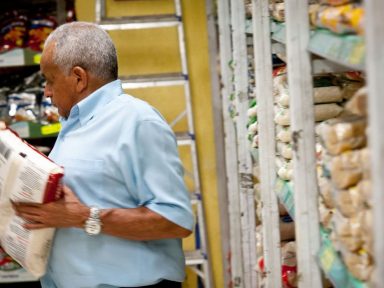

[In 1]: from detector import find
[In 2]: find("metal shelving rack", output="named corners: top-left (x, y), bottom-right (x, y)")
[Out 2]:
top-left (216, 0), bottom-right (259, 287)
top-left (217, 0), bottom-right (383, 287)
top-left (365, 1), bottom-right (384, 287)
top-left (95, 0), bottom-right (213, 287)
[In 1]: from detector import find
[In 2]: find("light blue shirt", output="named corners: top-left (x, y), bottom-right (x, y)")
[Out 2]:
top-left (41, 80), bottom-right (194, 288)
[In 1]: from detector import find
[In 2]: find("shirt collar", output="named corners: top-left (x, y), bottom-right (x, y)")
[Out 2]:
top-left (68, 79), bottom-right (123, 126)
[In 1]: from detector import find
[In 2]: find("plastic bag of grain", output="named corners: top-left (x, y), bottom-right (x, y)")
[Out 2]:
top-left (342, 249), bottom-right (373, 281)
top-left (278, 86), bottom-right (343, 108)
top-left (345, 87), bottom-right (367, 117)
top-left (276, 156), bottom-right (293, 181)
top-left (341, 81), bottom-right (364, 100)
top-left (275, 104), bottom-right (343, 126)
top-left (270, 2), bottom-right (285, 22)
top-left (316, 115), bottom-right (367, 156)
top-left (329, 148), bottom-right (367, 189)
top-left (276, 125), bottom-right (292, 143)
top-left (331, 209), bottom-right (364, 252)
top-left (277, 141), bottom-right (293, 160)
top-left (332, 185), bottom-right (364, 218)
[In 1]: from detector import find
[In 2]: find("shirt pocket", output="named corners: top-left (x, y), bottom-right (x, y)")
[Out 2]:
top-left (60, 158), bottom-right (106, 205)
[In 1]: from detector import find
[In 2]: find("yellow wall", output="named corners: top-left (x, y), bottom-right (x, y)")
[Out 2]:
top-left (75, 1), bottom-right (223, 287)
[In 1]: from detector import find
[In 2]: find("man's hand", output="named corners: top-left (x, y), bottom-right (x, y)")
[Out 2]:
top-left (12, 185), bottom-right (89, 230)
top-left (0, 121), bottom-right (6, 130)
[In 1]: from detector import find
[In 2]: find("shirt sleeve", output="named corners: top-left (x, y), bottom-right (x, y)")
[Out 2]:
top-left (131, 119), bottom-right (194, 231)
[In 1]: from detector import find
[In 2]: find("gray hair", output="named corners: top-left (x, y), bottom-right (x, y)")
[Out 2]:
top-left (45, 21), bottom-right (118, 81)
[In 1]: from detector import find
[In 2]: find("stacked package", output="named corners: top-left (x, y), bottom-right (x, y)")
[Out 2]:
top-left (272, 67), bottom-right (367, 287)
top-left (310, 0), bottom-right (364, 35)
top-left (317, 86), bottom-right (373, 283)
top-left (273, 69), bottom-right (346, 185)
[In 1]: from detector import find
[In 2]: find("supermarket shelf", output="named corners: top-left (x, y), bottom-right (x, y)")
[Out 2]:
top-left (0, 48), bottom-right (41, 68)
top-left (318, 228), bottom-right (367, 288)
top-left (121, 73), bottom-right (187, 89)
top-left (99, 15), bottom-right (180, 30)
top-left (10, 121), bottom-right (60, 139)
top-left (308, 29), bottom-right (365, 71)
top-left (275, 178), bottom-right (295, 220)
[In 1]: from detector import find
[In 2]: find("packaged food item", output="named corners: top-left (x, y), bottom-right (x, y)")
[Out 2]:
top-left (343, 249), bottom-right (373, 281)
top-left (316, 115), bottom-right (367, 155)
top-left (277, 86), bottom-right (343, 108)
top-left (276, 156), bottom-right (293, 181)
top-left (27, 15), bottom-right (57, 52)
top-left (277, 141), bottom-right (293, 160)
top-left (281, 241), bottom-right (298, 288)
top-left (311, 4), bottom-right (364, 35)
top-left (0, 11), bottom-right (28, 52)
top-left (245, 4), bottom-right (252, 19)
top-left (340, 81), bottom-right (365, 100)
top-left (313, 86), bottom-right (343, 104)
top-left (319, 0), bottom-right (356, 5)
top-left (330, 149), bottom-right (366, 189)
top-left (276, 125), bottom-right (292, 143)
top-left (0, 245), bottom-right (22, 271)
top-left (270, 2), bottom-right (285, 22)
top-left (0, 129), bottom-right (64, 277)
top-left (275, 104), bottom-right (343, 126)
top-left (345, 86), bottom-right (367, 117)
top-left (332, 185), bottom-right (364, 218)
top-left (256, 225), bottom-right (263, 256)
top-left (331, 209), bottom-right (363, 252)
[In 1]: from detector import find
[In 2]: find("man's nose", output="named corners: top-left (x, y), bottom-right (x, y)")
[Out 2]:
top-left (44, 85), bottom-right (52, 98)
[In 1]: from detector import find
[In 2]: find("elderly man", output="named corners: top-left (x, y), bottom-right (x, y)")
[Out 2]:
top-left (13, 22), bottom-right (193, 288)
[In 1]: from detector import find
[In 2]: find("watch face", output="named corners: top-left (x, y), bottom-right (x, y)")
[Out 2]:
top-left (85, 219), bottom-right (101, 235)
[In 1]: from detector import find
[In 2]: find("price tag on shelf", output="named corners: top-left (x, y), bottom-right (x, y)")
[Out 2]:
top-left (41, 123), bottom-right (61, 135)
top-left (33, 53), bottom-right (42, 64)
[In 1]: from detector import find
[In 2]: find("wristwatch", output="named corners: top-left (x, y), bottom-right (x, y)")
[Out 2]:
top-left (84, 206), bottom-right (102, 235)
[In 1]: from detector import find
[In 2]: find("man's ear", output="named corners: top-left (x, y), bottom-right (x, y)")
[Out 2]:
top-left (72, 66), bottom-right (88, 93)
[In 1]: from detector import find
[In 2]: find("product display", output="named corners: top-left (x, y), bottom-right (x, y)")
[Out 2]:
top-left (236, 0), bottom-right (379, 286)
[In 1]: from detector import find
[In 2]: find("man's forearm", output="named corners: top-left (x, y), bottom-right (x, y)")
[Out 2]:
top-left (97, 206), bottom-right (192, 240)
